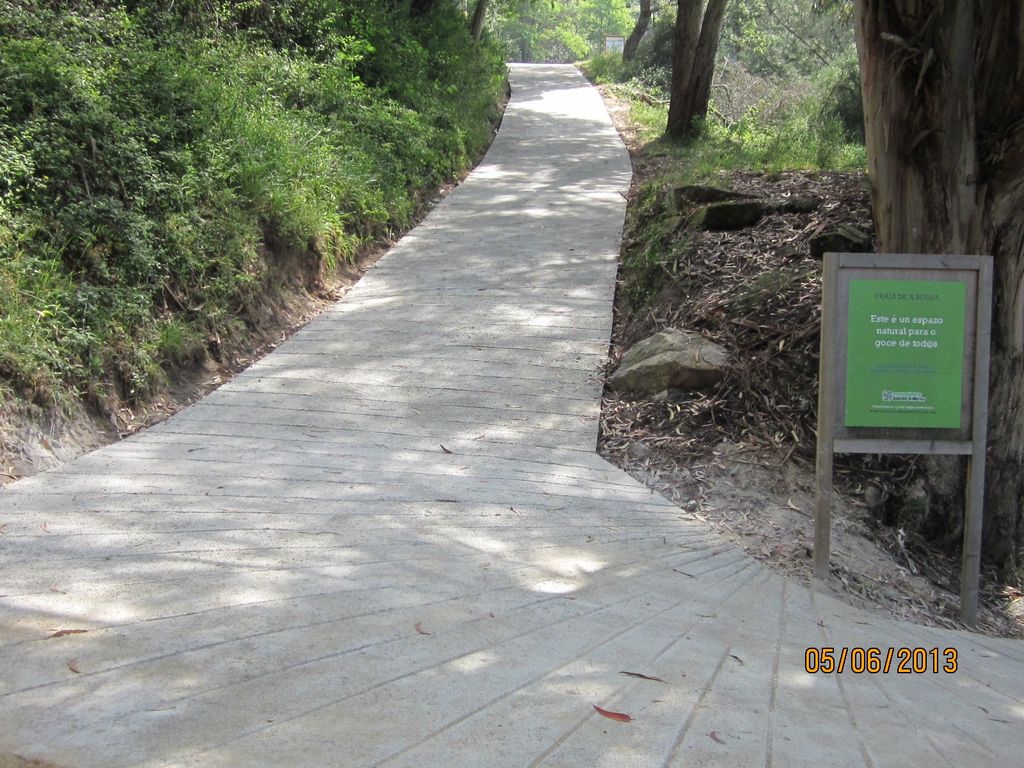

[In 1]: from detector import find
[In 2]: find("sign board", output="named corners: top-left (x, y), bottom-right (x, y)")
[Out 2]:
top-left (604, 35), bottom-right (625, 54)
top-left (845, 278), bottom-right (966, 428)
top-left (815, 253), bottom-right (992, 624)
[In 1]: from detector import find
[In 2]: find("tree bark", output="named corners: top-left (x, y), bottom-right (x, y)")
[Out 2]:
top-left (623, 0), bottom-right (652, 62)
top-left (666, 0), bottom-right (730, 140)
top-left (854, 1), bottom-right (1024, 572)
top-left (470, 0), bottom-right (488, 41)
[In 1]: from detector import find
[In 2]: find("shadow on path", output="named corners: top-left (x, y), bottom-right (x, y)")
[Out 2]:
top-left (0, 63), bottom-right (1021, 768)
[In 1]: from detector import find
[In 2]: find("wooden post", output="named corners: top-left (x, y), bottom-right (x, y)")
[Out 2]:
top-left (960, 257), bottom-right (992, 626)
top-left (814, 255), bottom-right (839, 580)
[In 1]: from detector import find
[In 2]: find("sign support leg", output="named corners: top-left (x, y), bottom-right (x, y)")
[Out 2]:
top-left (814, 254), bottom-right (839, 581)
top-left (960, 453), bottom-right (984, 625)
top-left (814, 431), bottom-right (834, 581)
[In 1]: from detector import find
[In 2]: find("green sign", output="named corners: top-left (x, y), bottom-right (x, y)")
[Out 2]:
top-left (845, 279), bottom-right (966, 428)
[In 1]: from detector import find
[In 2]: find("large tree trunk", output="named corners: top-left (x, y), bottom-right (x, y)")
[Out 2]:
top-left (666, 0), bottom-right (730, 140)
top-left (623, 0), bottom-right (652, 62)
top-left (854, 1), bottom-right (1024, 573)
top-left (470, 0), bottom-right (488, 41)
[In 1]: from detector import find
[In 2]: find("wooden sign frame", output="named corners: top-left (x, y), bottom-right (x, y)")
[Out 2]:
top-left (815, 253), bottom-right (993, 624)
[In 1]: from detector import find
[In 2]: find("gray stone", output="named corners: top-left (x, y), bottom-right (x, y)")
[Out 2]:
top-left (694, 200), bottom-right (766, 231)
top-left (770, 195), bottom-right (821, 214)
top-left (809, 223), bottom-right (872, 258)
top-left (657, 184), bottom-right (758, 215)
top-left (674, 184), bottom-right (757, 205)
top-left (609, 328), bottom-right (729, 395)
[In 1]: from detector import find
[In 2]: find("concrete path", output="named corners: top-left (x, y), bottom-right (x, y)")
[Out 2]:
top-left (1, 64), bottom-right (1021, 768)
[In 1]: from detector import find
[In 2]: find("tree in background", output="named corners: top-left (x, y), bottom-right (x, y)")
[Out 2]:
top-left (666, 0), bottom-right (730, 139)
top-left (724, 0), bottom-right (853, 77)
top-left (470, 0), bottom-right (489, 40)
top-left (854, 1), bottom-right (1024, 573)
top-left (487, 0), bottom-right (632, 62)
top-left (623, 0), bottom-right (652, 61)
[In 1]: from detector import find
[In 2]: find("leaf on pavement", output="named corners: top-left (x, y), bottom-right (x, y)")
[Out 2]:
top-left (47, 629), bottom-right (89, 639)
top-left (414, 622), bottom-right (431, 635)
top-left (593, 705), bottom-right (632, 722)
top-left (439, 444), bottom-right (454, 454)
top-left (619, 670), bottom-right (667, 684)
top-left (67, 658), bottom-right (81, 674)
top-left (710, 731), bottom-right (725, 744)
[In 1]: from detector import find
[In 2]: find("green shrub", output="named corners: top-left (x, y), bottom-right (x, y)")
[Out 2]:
top-left (0, 1), bottom-right (506, 408)
top-left (582, 51), bottom-right (628, 84)
top-left (814, 50), bottom-right (864, 143)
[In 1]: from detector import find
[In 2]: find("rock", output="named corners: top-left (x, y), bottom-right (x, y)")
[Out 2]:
top-left (693, 200), bottom-right (765, 231)
top-left (809, 224), bottom-right (872, 259)
top-left (657, 184), bottom-right (758, 214)
top-left (673, 184), bottom-right (757, 205)
top-left (609, 329), bottom-right (729, 396)
top-left (770, 195), bottom-right (821, 214)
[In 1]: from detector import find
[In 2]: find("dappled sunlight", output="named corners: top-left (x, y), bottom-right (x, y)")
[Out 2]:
top-left (780, 667), bottom-right (818, 689)
top-left (2, 62), bottom-right (1018, 768)
top-left (449, 650), bottom-right (500, 675)
top-left (441, 530), bottom-right (511, 555)
top-left (536, 553), bottom-right (606, 579)
top-left (529, 579), bottom-right (581, 595)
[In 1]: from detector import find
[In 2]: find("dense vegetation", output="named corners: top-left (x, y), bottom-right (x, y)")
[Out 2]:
top-left (582, 1), bottom-right (863, 176)
top-left (0, 1), bottom-right (505, 412)
top-left (485, 0), bottom-right (633, 62)
top-left (487, 0), bottom-right (864, 172)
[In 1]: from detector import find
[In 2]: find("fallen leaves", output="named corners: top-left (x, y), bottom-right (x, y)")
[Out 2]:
top-left (619, 670), bottom-right (667, 684)
top-left (709, 730), bottom-right (726, 744)
top-left (593, 705), bottom-right (631, 723)
top-left (40, 522), bottom-right (51, 533)
top-left (414, 622), bottom-right (430, 635)
top-left (439, 444), bottom-right (454, 454)
top-left (47, 629), bottom-right (89, 639)
top-left (66, 658), bottom-right (81, 674)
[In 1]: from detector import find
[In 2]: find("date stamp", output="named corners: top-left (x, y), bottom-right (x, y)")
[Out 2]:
top-left (804, 646), bottom-right (958, 674)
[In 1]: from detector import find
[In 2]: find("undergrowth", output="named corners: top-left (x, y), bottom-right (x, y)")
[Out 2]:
top-left (582, 50), bottom-right (866, 177)
top-left (0, 1), bottom-right (505, 410)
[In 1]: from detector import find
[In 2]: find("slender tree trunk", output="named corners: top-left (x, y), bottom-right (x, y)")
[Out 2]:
top-left (470, 0), bottom-right (488, 41)
top-left (666, 0), bottom-right (730, 140)
top-left (666, 1), bottom-right (704, 138)
top-left (680, 0), bottom-right (728, 128)
top-left (854, 1), bottom-right (1024, 572)
top-left (623, 0), bottom-right (652, 62)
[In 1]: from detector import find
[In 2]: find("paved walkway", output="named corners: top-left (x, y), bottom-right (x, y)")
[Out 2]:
top-left (1, 65), bottom-right (1021, 768)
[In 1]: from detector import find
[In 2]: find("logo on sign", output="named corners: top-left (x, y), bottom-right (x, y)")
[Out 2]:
top-left (881, 390), bottom-right (927, 403)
